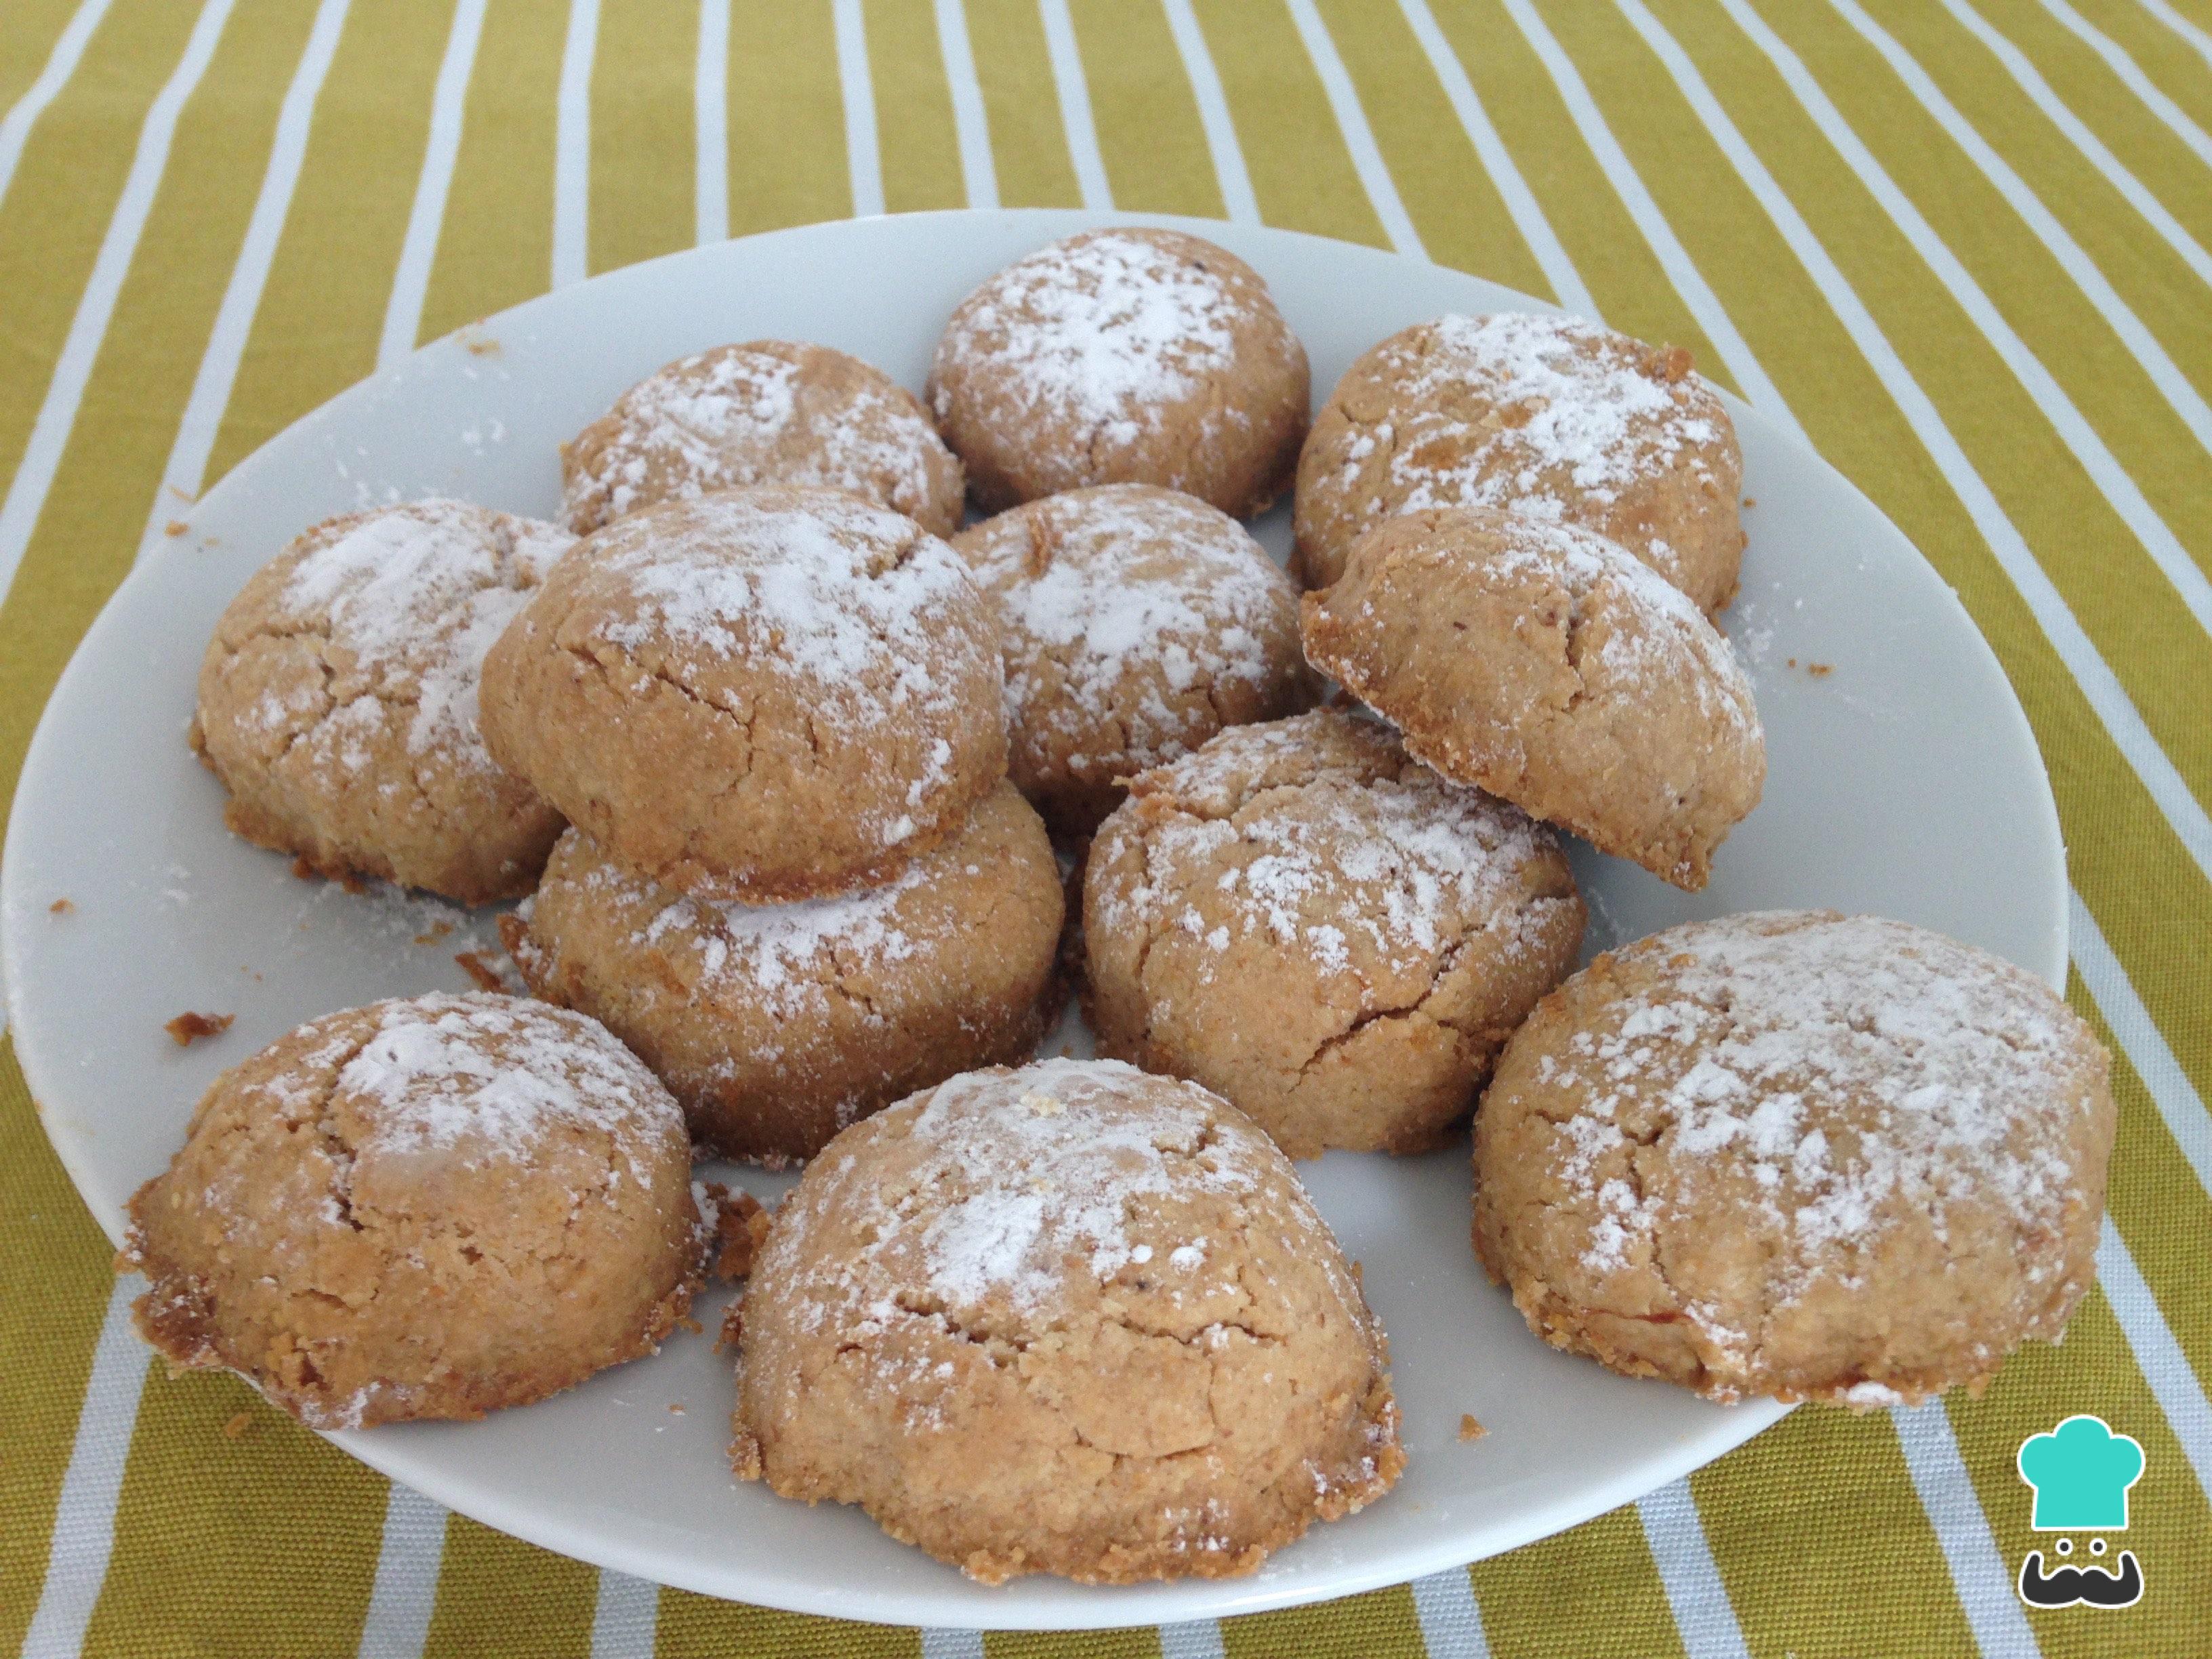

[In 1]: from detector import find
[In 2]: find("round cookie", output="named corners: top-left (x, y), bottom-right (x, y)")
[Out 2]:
top-left (504, 781), bottom-right (1064, 1166)
top-left (123, 993), bottom-right (706, 1429)
top-left (479, 486), bottom-right (1007, 903)
top-left (951, 484), bottom-right (1313, 838)
top-left (732, 1057), bottom-right (1404, 1584)
top-left (1301, 506), bottom-right (1763, 892)
top-left (560, 340), bottom-right (966, 537)
top-left (1473, 912), bottom-right (2115, 1408)
top-left (926, 228), bottom-right (1309, 516)
top-left (192, 500), bottom-right (573, 904)
top-left (1084, 710), bottom-right (1584, 1158)
top-left (1294, 313), bottom-right (1743, 611)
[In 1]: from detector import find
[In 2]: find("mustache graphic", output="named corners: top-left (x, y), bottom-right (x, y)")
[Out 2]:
top-left (2017, 1549), bottom-right (2143, 1609)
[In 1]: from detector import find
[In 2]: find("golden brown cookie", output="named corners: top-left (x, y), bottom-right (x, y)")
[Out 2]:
top-left (926, 228), bottom-right (1309, 516)
top-left (192, 500), bottom-right (573, 904)
top-left (1301, 507), bottom-right (1763, 892)
top-left (503, 781), bottom-right (1064, 1166)
top-left (560, 341), bottom-right (965, 537)
top-left (732, 1057), bottom-right (1404, 1584)
top-left (951, 484), bottom-right (1312, 838)
top-left (1294, 314), bottom-right (1742, 612)
top-left (1084, 710), bottom-right (1584, 1158)
top-left (1473, 912), bottom-right (2115, 1408)
top-left (479, 486), bottom-right (1007, 903)
top-left (123, 993), bottom-right (706, 1429)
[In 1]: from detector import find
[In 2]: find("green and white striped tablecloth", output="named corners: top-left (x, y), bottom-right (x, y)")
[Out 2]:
top-left (3, 1), bottom-right (2209, 1654)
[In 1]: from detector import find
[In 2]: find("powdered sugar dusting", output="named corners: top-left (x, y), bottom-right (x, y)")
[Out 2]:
top-left (956, 485), bottom-right (1300, 771)
top-left (275, 500), bottom-right (572, 771)
top-left (1541, 912), bottom-right (2095, 1292)
top-left (562, 343), bottom-right (952, 530)
top-left (932, 232), bottom-right (1242, 446)
top-left (331, 992), bottom-right (682, 1183)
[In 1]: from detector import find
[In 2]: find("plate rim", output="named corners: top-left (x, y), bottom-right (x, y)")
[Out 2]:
top-left (0, 206), bottom-right (2066, 1629)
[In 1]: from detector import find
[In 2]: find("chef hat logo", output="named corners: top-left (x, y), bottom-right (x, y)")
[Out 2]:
top-left (2017, 1415), bottom-right (2144, 1532)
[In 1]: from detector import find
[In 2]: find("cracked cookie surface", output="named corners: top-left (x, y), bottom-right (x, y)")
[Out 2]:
top-left (1473, 911), bottom-right (2115, 1408)
top-left (192, 499), bottom-right (573, 903)
top-left (1301, 506), bottom-right (1763, 892)
top-left (560, 340), bottom-right (964, 537)
top-left (504, 781), bottom-right (1063, 1166)
top-left (480, 485), bottom-right (1007, 903)
top-left (1293, 313), bottom-right (1742, 613)
top-left (123, 993), bottom-right (707, 1429)
top-left (1083, 710), bottom-right (1584, 1158)
top-left (926, 228), bottom-right (1309, 516)
top-left (732, 1057), bottom-right (1403, 1584)
top-left (951, 483), bottom-right (1312, 838)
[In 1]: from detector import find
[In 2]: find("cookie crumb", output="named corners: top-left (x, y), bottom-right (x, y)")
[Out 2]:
top-left (465, 333), bottom-right (501, 356)
top-left (165, 520), bottom-right (189, 537)
top-left (453, 950), bottom-right (506, 992)
top-left (48, 897), bottom-right (73, 915)
top-left (414, 920), bottom-right (455, 945)
top-left (1742, 497), bottom-right (1757, 509)
top-left (1458, 1414), bottom-right (1488, 1442)
top-left (165, 1011), bottom-right (234, 1046)
top-left (703, 1185), bottom-right (771, 1282)
top-left (222, 1412), bottom-right (252, 1441)
top-left (1807, 661), bottom-right (1833, 678)
top-left (668, 1402), bottom-right (686, 1416)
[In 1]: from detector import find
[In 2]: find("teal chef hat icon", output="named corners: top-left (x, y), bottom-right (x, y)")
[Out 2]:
top-left (2017, 1415), bottom-right (2145, 1531)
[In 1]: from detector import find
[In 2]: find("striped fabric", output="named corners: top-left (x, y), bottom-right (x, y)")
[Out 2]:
top-left (1, 1), bottom-right (2207, 1652)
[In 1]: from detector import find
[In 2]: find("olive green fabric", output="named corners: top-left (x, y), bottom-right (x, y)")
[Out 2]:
top-left (2, 1), bottom-right (2208, 1652)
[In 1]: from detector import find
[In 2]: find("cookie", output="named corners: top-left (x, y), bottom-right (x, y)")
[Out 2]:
top-left (731, 1057), bottom-right (1403, 1583)
top-left (503, 781), bottom-right (1064, 1166)
top-left (927, 228), bottom-right (1309, 516)
top-left (479, 486), bottom-right (1007, 903)
top-left (191, 500), bottom-right (573, 904)
top-left (1294, 314), bottom-right (1743, 612)
top-left (951, 484), bottom-right (1312, 838)
top-left (1473, 912), bottom-right (2115, 1408)
top-left (123, 993), bottom-right (706, 1429)
top-left (1301, 506), bottom-right (1763, 891)
top-left (560, 341), bottom-right (965, 537)
top-left (1084, 710), bottom-right (1584, 1158)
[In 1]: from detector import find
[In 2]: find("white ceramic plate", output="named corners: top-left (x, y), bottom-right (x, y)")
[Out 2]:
top-left (1, 210), bottom-right (2065, 1630)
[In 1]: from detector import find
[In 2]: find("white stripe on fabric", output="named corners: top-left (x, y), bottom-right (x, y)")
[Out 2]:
top-left (587, 1569), bottom-right (659, 1659)
top-left (2135, 0), bottom-right (2212, 68)
top-left (131, 0), bottom-right (352, 570)
top-left (2069, 890), bottom-right (2212, 1197)
top-left (831, 0), bottom-right (882, 217)
top-left (2097, 1218), bottom-right (2212, 1507)
top-left (1492, 0), bottom-right (1793, 419)
top-left (695, 0), bottom-right (729, 245)
top-left (1827, 0), bottom-right (2212, 459)
top-left (378, 0), bottom-right (485, 369)
top-left (1282, 0), bottom-right (1425, 257)
top-left (1933, 0), bottom-right (2212, 291)
top-left (1595, 0), bottom-right (2212, 893)
top-left (1158, 1619), bottom-right (1228, 1659)
top-left (1713, 0), bottom-right (2212, 639)
top-left (0, 0), bottom-right (117, 212)
top-left (1395, 0), bottom-right (1597, 316)
top-left (356, 1483), bottom-right (447, 1659)
top-left (1037, 0), bottom-right (1112, 209)
top-left (2032, 0), bottom-right (2212, 165)
top-left (551, 0), bottom-right (598, 288)
top-left (0, 0), bottom-right (239, 607)
top-left (1637, 1481), bottom-right (1755, 1659)
top-left (917, 1630), bottom-right (985, 1659)
top-left (1410, 1566), bottom-right (1493, 1658)
top-left (1890, 1404), bottom-right (2044, 1659)
top-left (20, 1279), bottom-right (153, 1659)
top-left (933, 0), bottom-right (998, 211)
top-left (1158, 0), bottom-right (1260, 224)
